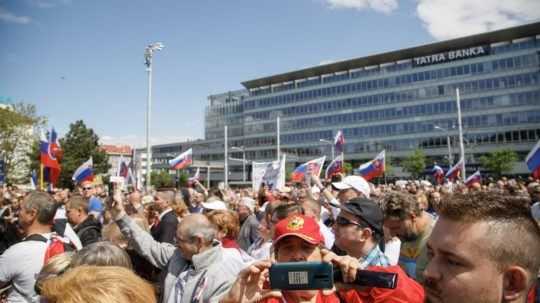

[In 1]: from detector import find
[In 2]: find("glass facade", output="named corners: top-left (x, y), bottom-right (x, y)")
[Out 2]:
top-left (203, 27), bottom-right (540, 175)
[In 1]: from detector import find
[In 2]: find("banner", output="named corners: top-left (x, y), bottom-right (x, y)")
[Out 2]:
top-left (252, 155), bottom-right (286, 192)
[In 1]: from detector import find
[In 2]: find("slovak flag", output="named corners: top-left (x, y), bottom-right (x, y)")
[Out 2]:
top-left (445, 158), bottom-right (464, 181)
top-left (188, 167), bottom-right (201, 186)
top-left (169, 148), bottom-right (193, 170)
top-left (325, 154), bottom-right (343, 179)
top-left (432, 165), bottom-right (444, 184)
top-left (526, 140), bottom-right (540, 179)
top-left (40, 128), bottom-right (62, 185)
top-left (72, 157), bottom-right (94, 184)
top-left (291, 156), bottom-right (326, 183)
top-left (465, 170), bottom-right (482, 187)
top-left (334, 130), bottom-right (345, 154)
top-left (356, 150), bottom-right (385, 181)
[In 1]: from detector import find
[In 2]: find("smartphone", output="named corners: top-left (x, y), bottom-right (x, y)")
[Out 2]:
top-left (269, 262), bottom-right (333, 290)
top-left (333, 267), bottom-right (398, 289)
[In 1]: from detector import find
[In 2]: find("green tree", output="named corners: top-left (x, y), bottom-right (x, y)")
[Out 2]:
top-left (56, 120), bottom-right (109, 189)
top-left (0, 103), bottom-right (45, 184)
top-left (402, 149), bottom-right (426, 178)
top-left (151, 170), bottom-right (174, 188)
top-left (479, 149), bottom-right (518, 177)
top-left (178, 172), bottom-right (189, 187)
top-left (343, 162), bottom-right (352, 175)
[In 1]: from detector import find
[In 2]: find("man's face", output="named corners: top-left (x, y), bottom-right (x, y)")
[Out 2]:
top-left (18, 203), bottom-right (35, 230)
top-left (337, 188), bottom-right (359, 203)
top-left (333, 211), bottom-right (366, 252)
top-left (81, 182), bottom-right (95, 198)
top-left (424, 218), bottom-right (503, 303)
top-left (275, 237), bottom-right (322, 298)
top-left (237, 204), bottom-right (250, 221)
top-left (66, 206), bottom-right (83, 225)
top-left (153, 194), bottom-right (169, 212)
top-left (175, 227), bottom-right (198, 261)
top-left (384, 215), bottom-right (418, 242)
top-left (193, 193), bottom-right (204, 205)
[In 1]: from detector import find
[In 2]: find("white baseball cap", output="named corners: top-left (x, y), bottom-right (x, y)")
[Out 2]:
top-left (201, 200), bottom-right (228, 211)
top-left (332, 175), bottom-right (371, 198)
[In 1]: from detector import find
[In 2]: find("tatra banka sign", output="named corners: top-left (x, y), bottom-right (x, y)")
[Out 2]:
top-left (412, 45), bottom-right (490, 67)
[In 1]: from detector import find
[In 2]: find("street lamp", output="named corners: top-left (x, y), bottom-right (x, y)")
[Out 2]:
top-left (231, 146), bottom-right (246, 182)
top-left (434, 125), bottom-right (453, 166)
top-left (144, 42), bottom-right (164, 193)
top-left (319, 139), bottom-right (335, 160)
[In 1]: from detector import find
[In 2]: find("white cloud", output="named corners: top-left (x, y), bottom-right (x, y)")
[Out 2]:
top-left (0, 7), bottom-right (31, 24)
top-left (416, 0), bottom-right (540, 40)
top-left (325, 0), bottom-right (399, 14)
top-left (99, 134), bottom-right (195, 148)
top-left (26, 0), bottom-right (71, 8)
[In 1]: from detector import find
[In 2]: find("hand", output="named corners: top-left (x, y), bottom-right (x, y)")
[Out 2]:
top-left (321, 249), bottom-right (359, 284)
top-left (108, 189), bottom-right (126, 221)
top-left (311, 175), bottom-right (323, 189)
top-left (219, 261), bottom-right (282, 303)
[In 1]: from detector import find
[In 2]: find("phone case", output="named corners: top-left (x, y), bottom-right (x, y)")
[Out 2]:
top-left (269, 262), bottom-right (333, 290)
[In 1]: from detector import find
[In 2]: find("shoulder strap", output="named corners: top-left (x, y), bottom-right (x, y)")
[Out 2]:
top-left (23, 234), bottom-right (48, 242)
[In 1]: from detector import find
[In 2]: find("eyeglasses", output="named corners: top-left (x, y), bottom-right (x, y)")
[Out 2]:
top-left (335, 216), bottom-right (365, 228)
top-left (82, 187), bottom-right (93, 191)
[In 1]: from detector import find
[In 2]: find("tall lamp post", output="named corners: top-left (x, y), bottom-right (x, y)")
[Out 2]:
top-left (319, 139), bottom-right (335, 160)
top-left (231, 146), bottom-right (246, 182)
top-left (144, 42), bottom-right (164, 193)
top-left (434, 125), bottom-right (453, 166)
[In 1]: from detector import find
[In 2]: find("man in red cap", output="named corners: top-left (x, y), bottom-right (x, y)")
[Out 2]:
top-left (220, 215), bottom-right (424, 303)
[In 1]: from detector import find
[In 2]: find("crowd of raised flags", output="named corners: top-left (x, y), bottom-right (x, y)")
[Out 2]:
top-left (36, 127), bottom-right (540, 191)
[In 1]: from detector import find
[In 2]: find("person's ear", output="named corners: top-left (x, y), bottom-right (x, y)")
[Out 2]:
top-left (359, 227), bottom-right (372, 242)
top-left (28, 208), bottom-right (38, 220)
top-left (502, 266), bottom-right (530, 301)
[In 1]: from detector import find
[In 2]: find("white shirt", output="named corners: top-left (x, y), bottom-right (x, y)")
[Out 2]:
top-left (318, 221), bottom-right (335, 249)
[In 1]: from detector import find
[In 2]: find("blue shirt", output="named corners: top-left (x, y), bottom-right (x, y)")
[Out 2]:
top-left (359, 244), bottom-right (391, 269)
top-left (88, 196), bottom-right (103, 214)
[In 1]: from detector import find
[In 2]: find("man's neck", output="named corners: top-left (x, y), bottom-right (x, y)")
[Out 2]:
top-left (160, 207), bottom-right (172, 215)
top-left (26, 223), bottom-right (52, 237)
top-left (76, 214), bottom-right (89, 227)
top-left (415, 211), bottom-right (433, 235)
top-left (348, 240), bottom-right (376, 259)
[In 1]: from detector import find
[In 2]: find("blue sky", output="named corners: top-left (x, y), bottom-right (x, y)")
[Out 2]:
top-left (1, 0), bottom-right (539, 147)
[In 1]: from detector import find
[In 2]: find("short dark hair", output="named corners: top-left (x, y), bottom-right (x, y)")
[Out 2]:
top-left (439, 192), bottom-right (540, 284)
top-left (22, 191), bottom-right (58, 225)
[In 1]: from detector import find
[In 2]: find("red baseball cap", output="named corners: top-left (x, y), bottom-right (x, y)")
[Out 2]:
top-left (273, 215), bottom-right (324, 246)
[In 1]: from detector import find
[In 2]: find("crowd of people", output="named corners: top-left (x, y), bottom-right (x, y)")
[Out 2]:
top-left (1, 174), bottom-right (540, 303)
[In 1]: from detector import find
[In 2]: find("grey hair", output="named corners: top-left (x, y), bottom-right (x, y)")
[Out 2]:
top-left (184, 222), bottom-right (216, 243)
top-left (71, 242), bottom-right (132, 270)
top-left (22, 191), bottom-right (57, 224)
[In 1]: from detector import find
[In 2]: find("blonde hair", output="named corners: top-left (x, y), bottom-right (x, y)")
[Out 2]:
top-left (40, 265), bottom-right (156, 303)
top-left (71, 242), bottom-right (132, 269)
top-left (206, 210), bottom-right (240, 239)
top-left (35, 252), bottom-right (74, 294)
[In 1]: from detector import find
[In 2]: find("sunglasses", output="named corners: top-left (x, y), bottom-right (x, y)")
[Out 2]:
top-left (82, 187), bottom-right (93, 191)
top-left (335, 216), bottom-right (365, 228)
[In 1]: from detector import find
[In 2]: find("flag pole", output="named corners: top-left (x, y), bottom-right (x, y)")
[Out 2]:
top-left (39, 163), bottom-right (44, 191)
